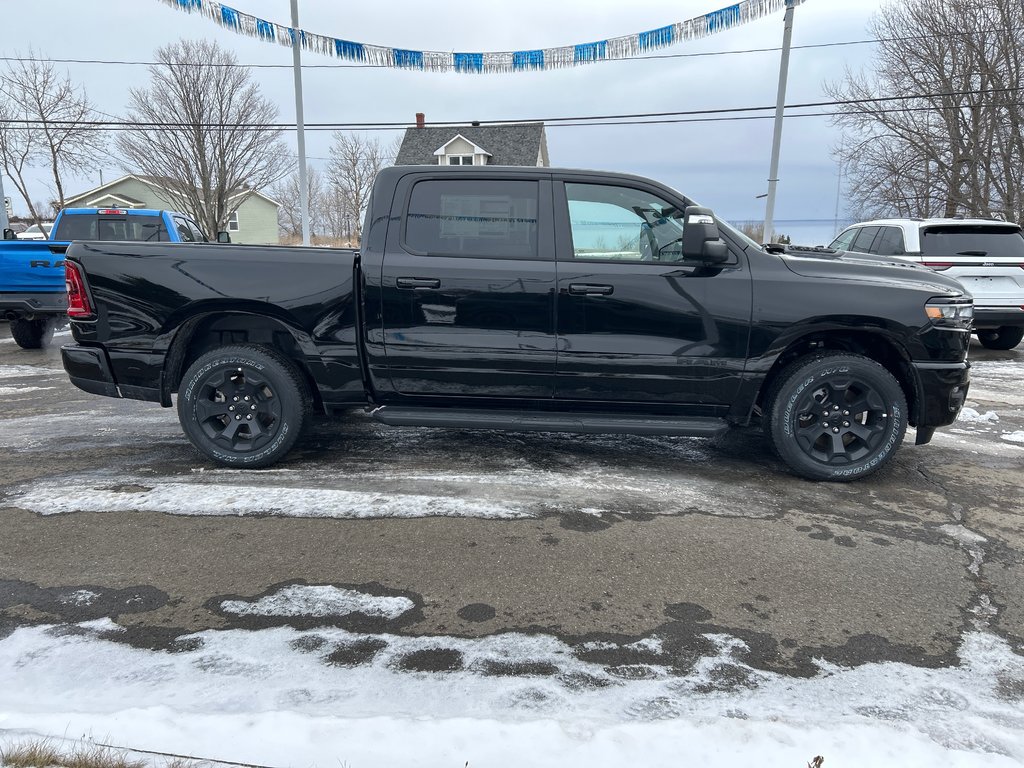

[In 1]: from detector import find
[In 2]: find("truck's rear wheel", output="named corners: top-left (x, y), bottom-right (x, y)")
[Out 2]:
top-left (977, 326), bottom-right (1024, 350)
top-left (177, 345), bottom-right (309, 468)
top-left (10, 317), bottom-right (57, 349)
top-left (764, 353), bottom-right (907, 482)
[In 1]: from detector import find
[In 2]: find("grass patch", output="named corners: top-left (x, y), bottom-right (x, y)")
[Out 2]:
top-left (2, 740), bottom-right (152, 768)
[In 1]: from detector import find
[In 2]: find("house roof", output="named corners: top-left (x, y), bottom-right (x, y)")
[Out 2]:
top-left (84, 192), bottom-right (147, 208)
top-left (65, 174), bottom-right (280, 209)
top-left (395, 122), bottom-right (548, 166)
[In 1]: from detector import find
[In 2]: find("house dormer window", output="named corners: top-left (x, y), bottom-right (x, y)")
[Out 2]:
top-left (434, 134), bottom-right (492, 167)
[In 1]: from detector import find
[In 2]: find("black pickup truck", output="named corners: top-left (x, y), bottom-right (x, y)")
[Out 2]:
top-left (59, 166), bottom-right (973, 480)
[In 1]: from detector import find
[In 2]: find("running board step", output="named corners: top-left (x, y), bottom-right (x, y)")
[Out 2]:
top-left (370, 407), bottom-right (729, 437)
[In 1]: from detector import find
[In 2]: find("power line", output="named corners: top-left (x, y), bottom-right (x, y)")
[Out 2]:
top-left (1, 85), bottom-right (1018, 132)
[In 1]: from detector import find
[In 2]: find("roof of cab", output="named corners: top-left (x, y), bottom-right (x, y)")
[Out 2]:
top-left (60, 208), bottom-right (166, 217)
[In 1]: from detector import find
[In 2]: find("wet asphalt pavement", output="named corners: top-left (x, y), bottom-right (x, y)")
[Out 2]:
top-left (0, 323), bottom-right (1022, 678)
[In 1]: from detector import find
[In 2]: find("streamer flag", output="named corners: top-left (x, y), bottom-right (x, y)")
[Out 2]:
top-left (157, 0), bottom-right (798, 73)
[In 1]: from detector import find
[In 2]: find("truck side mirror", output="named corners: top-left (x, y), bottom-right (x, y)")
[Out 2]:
top-left (216, 231), bottom-right (231, 244)
top-left (681, 206), bottom-right (729, 264)
top-left (2, 228), bottom-right (15, 240)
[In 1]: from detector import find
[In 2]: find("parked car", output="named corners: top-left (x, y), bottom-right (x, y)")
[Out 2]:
top-left (1, 207), bottom-right (218, 349)
top-left (17, 222), bottom-right (53, 241)
top-left (829, 219), bottom-right (1024, 350)
top-left (60, 166), bottom-right (972, 481)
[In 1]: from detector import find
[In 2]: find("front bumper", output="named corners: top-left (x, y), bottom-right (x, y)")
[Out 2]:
top-left (61, 344), bottom-right (119, 399)
top-left (911, 360), bottom-right (970, 443)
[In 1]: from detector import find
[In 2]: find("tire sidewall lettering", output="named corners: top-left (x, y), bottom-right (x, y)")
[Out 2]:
top-left (179, 349), bottom-right (299, 467)
top-left (773, 357), bottom-right (907, 481)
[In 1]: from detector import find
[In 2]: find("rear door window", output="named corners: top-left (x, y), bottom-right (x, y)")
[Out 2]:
top-left (872, 226), bottom-right (906, 256)
top-left (403, 179), bottom-right (539, 259)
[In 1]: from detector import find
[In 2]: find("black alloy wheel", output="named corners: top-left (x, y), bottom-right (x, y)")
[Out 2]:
top-left (177, 345), bottom-right (309, 468)
top-left (765, 352), bottom-right (908, 481)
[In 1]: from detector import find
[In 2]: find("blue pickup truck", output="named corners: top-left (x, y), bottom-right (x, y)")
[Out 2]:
top-left (1, 207), bottom-right (215, 348)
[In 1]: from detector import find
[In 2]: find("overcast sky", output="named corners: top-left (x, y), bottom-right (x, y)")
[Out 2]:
top-left (5, 0), bottom-right (887, 221)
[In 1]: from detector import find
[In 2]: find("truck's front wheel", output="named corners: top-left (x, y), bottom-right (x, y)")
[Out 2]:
top-left (764, 353), bottom-right (908, 482)
top-left (177, 345), bottom-right (310, 468)
top-left (10, 317), bottom-right (57, 349)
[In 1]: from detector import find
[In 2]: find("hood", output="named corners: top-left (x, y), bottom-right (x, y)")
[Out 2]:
top-left (778, 245), bottom-right (968, 296)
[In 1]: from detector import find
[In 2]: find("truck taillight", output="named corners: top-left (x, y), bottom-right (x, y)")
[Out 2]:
top-left (921, 261), bottom-right (953, 270)
top-left (66, 262), bottom-right (93, 319)
top-left (97, 209), bottom-right (126, 215)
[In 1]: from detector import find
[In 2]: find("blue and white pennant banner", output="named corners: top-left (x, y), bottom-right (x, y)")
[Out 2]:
top-left (158, 0), bottom-right (797, 73)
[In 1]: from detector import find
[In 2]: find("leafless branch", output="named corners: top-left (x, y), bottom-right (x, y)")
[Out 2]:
top-left (827, 0), bottom-right (1024, 222)
top-left (116, 39), bottom-right (290, 235)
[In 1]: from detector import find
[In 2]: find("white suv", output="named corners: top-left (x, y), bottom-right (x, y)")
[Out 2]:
top-left (829, 219), bottom-right (1024, 350)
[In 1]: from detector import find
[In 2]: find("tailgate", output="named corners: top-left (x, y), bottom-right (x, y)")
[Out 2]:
top-left (0, 241), bottom-right (68, 293)
top-left (921, 225), bottom-right (1024, 305)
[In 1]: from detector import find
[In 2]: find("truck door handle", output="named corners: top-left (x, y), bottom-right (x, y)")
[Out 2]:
top-left (568, 283), bottom-right (614, 296)
top-left (396, 277), bottom-right (441, 290)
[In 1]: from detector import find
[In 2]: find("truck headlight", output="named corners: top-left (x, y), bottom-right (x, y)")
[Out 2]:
top-left (925, 299), bottom-right (973, 329)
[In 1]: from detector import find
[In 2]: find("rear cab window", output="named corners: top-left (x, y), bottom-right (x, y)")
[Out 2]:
top-left (54, 213), bottom-right (169, 242)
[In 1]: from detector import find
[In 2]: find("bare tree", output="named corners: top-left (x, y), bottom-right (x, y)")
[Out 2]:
top-left (270, 164), bottom-right (327, 240)
top-left (828, 0), bottom-right (1024, 222)
top-left (0, 53), bottom-right (106, 223)
top-left (326, 132), bottom-right (391, 241)
top-left (117, 39), bottom-right (290, 236)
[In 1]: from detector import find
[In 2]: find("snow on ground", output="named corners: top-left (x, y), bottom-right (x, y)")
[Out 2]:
top-left (0, 364), bottom-right (63, 378)
top-left (221, 585), bottom-right (415, 620)
top-left (1001, 431), bottom-right (1024, 443)
top-left (0, 386), bottom-right (55, 395)
top-left (6, 478), bottom-right (533, 520)
top-left (0, 621), bottom-right (1021, 767)
top-left (3, 464), bottom-right (777, 521)
top-left (957, 408), bottom-right (999, 423)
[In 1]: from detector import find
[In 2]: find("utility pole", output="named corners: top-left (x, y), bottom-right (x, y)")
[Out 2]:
top-left (0, 173), bottom-right (9, 233)
top-left (763, 0), bottom-right (801, 244)
top-left (290, 0), bottom-right (311, 246)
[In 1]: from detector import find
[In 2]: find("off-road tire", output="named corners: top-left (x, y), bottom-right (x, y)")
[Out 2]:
top-left (764, 352), bottom-right (908, 482)
top-left (10, 317), bottom-right (56, 349)
top-left (177, 344), bottom-right (310, 468)
top-left (977, 326), bottom-right (1024, 351)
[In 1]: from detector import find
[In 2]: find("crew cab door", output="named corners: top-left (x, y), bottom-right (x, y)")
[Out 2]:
top-left (378, 174), bottom-right (557, 398)
top-left (553, 179), bottom-right (752, 405)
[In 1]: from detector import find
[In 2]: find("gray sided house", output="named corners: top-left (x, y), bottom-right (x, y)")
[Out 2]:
top-left (395, 118), bottom-right (549, 167)
top-left (64, 175), bottom-right (280, 245)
